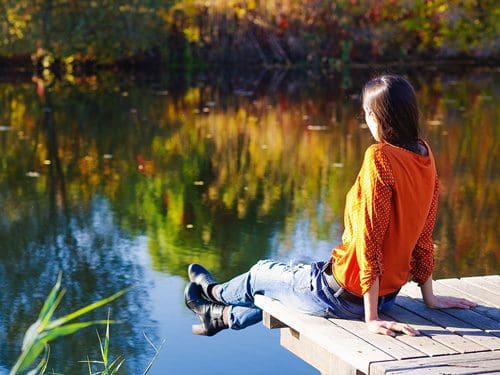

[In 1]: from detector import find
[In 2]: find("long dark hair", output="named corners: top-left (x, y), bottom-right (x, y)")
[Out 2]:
top-left (362, 75), bottom-right (420, 151)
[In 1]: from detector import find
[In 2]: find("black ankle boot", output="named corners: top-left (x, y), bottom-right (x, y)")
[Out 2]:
top-left (188, 263), bottom-right (220, 303)
top-left (184, 282), bottom-right (228, 336)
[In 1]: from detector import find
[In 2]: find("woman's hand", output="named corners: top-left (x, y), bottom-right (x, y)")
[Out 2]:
top-left (420, 277), bottom-right (478, 309)
top-left (366, 319), bottom-right (420, 337)
top-left (425, 295), bottom-right (477, 309)
top-left (363, 277), bottom-right (419, 337)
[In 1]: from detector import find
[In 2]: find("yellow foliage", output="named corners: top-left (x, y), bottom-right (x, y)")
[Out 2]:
top-left (183, 25), bottom-right (200, 42)
top-left (437, 3), bottom-right (447, 13)
top-left (0, 72), bottom-right (496, 278)
top-left (6, 7), bottom-right (31, 39)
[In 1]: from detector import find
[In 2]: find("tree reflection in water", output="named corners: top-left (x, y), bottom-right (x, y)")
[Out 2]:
top-left (0, 67), bottom-right (497, 372)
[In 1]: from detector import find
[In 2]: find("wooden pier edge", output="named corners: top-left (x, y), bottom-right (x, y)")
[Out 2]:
top-left (254, 275), bottom-right (500, 375)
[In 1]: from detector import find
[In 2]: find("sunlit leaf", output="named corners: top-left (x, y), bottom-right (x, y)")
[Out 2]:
top-left (46, 289), bottom-right (128, 329)
top-left (10, 341), bottom-right (45, 374)
top-left (40, 321), bottom-right (116, 343)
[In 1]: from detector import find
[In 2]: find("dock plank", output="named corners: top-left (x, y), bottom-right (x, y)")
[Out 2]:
top-left (255, 276), bottom-right (500, 375)
top-left (461, 276), bottom-right (500, 296)
top-left (401, 282), bottom-right (500, 332)
top-left (328, 317), bottom-right (428, 360)
top-left (280, 327), bottom-right (359, 375)
top-left (395, 293), bottom-right (500, 350)
top-left (438, 278), bottom-right (500, 307)
top-left (434, 283), bottom-right (500, 322)
top-left (427, 280), bottom-right (500, 322)
top-left (254, 294), bottom-right (394, 374)
top-left (483, 275), bottom-right (500, 283)
top-left (370, 351), bottom-right (500, 375)
top-left (382, 304), bottom-right (486, 354)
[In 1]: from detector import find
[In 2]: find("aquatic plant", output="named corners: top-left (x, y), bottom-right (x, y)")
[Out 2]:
top-left (82, 314), bottom-right (165, 375)
top-left (9, 273), bottom-right (131, 374)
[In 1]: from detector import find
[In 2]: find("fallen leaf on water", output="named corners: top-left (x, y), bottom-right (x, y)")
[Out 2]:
top-left (307, 125), bottom-right (329, 131)
top-left (427, 119), bottom-right (442, 126)
top-left (233, 89), bottom-right (253, 97)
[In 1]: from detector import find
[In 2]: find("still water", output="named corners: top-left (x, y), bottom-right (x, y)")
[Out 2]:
top-left (0, 67), bottom-right (498, 374)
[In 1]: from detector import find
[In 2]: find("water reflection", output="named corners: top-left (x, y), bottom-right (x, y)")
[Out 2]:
top-left (0, 68), bottom-right (497, 372)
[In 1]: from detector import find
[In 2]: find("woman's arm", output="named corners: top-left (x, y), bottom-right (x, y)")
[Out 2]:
top-left (364, 276), bottom-right (420, 336)
top-left (420, 277), bottom-right (477, 309)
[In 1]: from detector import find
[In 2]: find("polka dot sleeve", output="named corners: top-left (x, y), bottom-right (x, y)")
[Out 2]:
top-left (355, 146), bottom-right (395, 294)
top-left (410, 177), bottom-right (439, 285)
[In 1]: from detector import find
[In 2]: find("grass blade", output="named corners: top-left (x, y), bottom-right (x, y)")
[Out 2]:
top-left (37, 273), bottom-right (62, 322)
top-left (143, 332), bottom-right (157, 352)
top-left (40, 289), bottom-right (66, 331)
top-left (21, 321), bottom-right (42, 352)
top-left (10, 341), bottom-right (45, 374)
top-left (46, 288), bottom-right (128, 330)
top-left (107, 355), bottom-right (125, 374)
top-left (96, 329), bottom-right (104, 368)
top-left (103, 311), bottom-right (110, 367)
top-left (142, 335), bottom-right (166, 375)
top-left (86, 356), bottom-right (92, 375)
top-left (26, 343), bottom-right (49, 375)
top-left (40, 320), bottom-right (116, 343)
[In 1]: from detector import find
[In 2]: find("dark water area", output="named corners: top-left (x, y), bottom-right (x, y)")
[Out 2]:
top-left (0, 66), bottom-right (498, 374)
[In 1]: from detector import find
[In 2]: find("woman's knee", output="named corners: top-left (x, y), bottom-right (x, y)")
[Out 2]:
top-left (249, 259), bottom-right (273, 274)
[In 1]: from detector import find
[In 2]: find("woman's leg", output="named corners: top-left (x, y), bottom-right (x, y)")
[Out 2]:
top-left (226, 306), bottom-right (262, 330)
top-left (186, 263), bottom-right (263, 332)
top-left (187, 260), bottom-right (333, 333)
top-left (215, 260), bottom-right (328, 329)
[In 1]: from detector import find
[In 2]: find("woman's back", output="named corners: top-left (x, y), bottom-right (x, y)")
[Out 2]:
top-left (332, 141), bottom-right (438, 296)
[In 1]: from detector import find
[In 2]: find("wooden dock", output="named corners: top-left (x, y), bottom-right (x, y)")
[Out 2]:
top-left (255, 275), bottom-right (500, 375)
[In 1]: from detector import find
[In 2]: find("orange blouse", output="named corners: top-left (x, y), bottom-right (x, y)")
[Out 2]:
top-left (331, 142), bottom-right (438, 296)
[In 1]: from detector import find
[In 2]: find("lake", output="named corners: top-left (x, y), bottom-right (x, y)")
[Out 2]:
top-left (0, 66), bottom-right (498, 374)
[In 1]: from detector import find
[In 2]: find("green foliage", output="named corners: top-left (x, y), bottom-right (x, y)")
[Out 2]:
top-left (82, 317), bottom-right (126, 375)
top-left (0, 0), bottom-right (174, 62)
top-left (10, 273), bottom-right (128, 374)
top-left (9, 272), bottom-right (165, 374)
top-left (1, 0), bottom-right (497, 64)
top-left (82, 311), bottom-right (165, 375)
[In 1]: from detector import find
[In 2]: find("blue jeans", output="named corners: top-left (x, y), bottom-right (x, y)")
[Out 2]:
top-left (219, 260), bottom-right (396, 330)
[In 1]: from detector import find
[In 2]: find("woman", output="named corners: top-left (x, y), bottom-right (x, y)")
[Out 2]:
top-left (184, 74), bottom-right (476, 337)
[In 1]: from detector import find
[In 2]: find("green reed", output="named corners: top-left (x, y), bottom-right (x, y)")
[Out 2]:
top-left (83, 313), bottom-right (165, 375)
top-left (10, 273), bottom-right (164, 374)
